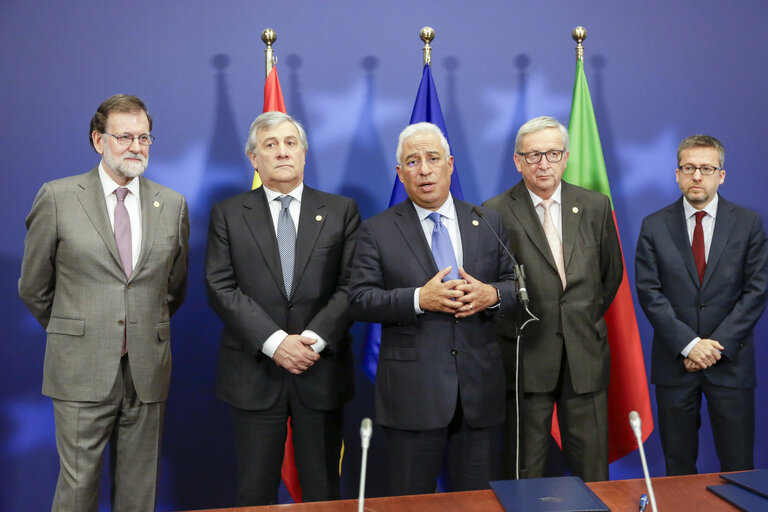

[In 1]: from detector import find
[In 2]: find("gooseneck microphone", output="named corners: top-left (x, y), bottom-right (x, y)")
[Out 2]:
top-left (472, 206), bottom-right (529, 308)
top-left (629, 411), bottom-right (657, 512)
top-left (358, 418), bottom-right (373, 512)
top-left (472, 206), bottom-right (538, 480)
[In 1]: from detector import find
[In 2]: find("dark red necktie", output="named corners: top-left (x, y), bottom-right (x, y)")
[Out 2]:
top-left (692, 211), bottom-right (706, 284)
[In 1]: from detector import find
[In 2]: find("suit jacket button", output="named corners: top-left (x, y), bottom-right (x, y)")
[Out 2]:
top-left (699, 303), bottom-right (706, 310)
top-left (287, 301), bottom-right (294, 310)
top-left (560, 298), bottom-right (567, 306)
top-left (125, 282), bottom-right (132, 289)
top-left (118, 319), bottom-right (125, 326)
top-left (450, 349), bottom-right (458, 356)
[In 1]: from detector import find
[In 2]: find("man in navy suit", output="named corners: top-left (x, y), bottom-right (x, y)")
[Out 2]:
top-left (206, 112), bottom-right (360, 505)
top-left (636, 134), bottom-right (768, 475)
top-left (348, 122), bottom-right (517, 495)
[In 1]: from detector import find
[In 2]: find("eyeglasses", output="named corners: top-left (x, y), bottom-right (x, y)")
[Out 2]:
top-left (678, 165), bottom-right (721, 176)
top-left (104, 132), bottom-right (155, 147)
top-left (517, 149), bottom-right (564, 164)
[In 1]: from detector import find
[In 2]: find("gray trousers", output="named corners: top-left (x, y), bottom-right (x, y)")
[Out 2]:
top-left (51, 356), bottom-right (165, 512)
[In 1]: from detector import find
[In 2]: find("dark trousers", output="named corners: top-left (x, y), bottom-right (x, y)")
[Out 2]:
top-left (383, 397), bottom-right (502, 496)
top-left (523, 350), bottom-right (608, 482)
top-left (52, 356), bottom-right (164, 512)
top-left (230, 379), bottom-right (343, 506)
top-left (656, 378), bottom-right (754, 476)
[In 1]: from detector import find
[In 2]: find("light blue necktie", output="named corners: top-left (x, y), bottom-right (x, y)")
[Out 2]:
top-left (276, 195), bottom-right (296, 297)
top-left (428, 212), bottom-right (460, 281)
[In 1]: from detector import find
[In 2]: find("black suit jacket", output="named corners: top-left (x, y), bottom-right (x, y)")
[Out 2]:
top-left (348, 199), bottom-right (517, 431)
top-left (206, 185), bottom-right (361, 411)
top-left (635, 195), bottom-right (768, 388)
top-left (483, 181), bottom-right (623, 394)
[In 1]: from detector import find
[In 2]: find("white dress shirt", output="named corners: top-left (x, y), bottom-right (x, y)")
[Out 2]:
top-left (260, 183), bottom-right (327, 357)
top-left (98, 163), bottom-right (142, 271)
top-left (528, 182), bottom-right (563, 240)
top-left (412, 194), bottom-right (463, 314)
top-left (681, 194), bottom-right (719, 357)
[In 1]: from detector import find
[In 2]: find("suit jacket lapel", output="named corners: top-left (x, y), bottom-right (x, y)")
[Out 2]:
top-left (561, 182), bottom-right (584, 271)
top-left (664, 198), bottom-right (700, 285)
top-left (242, 188), bottom-right (286, 298)
top-left (75, 168), bottom-right (124, 275)
top-left (704, 196), bottom-right (735, 288)
top-left (392, 200), bottom-right (437, 279)
top-left (293, 186), bottom-right (326, 296)
top-left (131, 177), bottom-right (161, 281)
top-left (456, 200), bottom-right (480, 273)
top-left (507, 181), bottom-right (559, 274)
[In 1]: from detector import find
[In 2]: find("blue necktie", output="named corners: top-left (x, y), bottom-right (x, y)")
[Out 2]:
top-left (276, 195), bottom-right (296, 297)
top-left (428, 212), bottom-right (460, 281)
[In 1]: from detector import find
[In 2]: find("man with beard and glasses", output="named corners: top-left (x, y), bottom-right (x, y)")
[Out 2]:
top-left (19, 94), bottom-right (189, 511)
top-left (636, 135), bottom-right (768, 475)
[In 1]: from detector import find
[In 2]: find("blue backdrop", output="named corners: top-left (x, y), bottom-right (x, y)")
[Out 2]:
top-left (2, 1), bottom-right (767, 510)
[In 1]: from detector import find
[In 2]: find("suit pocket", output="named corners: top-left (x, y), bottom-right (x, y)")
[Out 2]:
top-left (156, 322), bottom-right (171, 341)
top-left (594, 318), bottom-right (608, 339)
top-left (46, 317), bottom-right (85, 336)
top-left (154, 234), bottom-right (176, 246)
top-left (380, 345), bottom-right (418, 361)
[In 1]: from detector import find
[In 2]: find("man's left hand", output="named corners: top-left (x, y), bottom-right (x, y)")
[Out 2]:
top-left (454, 267), bottom-right (498, 318)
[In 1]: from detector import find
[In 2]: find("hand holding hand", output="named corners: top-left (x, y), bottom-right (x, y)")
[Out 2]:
top-left (273, 334), bottom-right (321, 374)
top-left (687, 338), bottom-right (724, 369)
top-left (419, 267), bottom-right (466, 313)
top-left (454, 267), bottom-right (499, 318)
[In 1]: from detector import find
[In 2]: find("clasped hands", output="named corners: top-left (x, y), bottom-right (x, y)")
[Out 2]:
top-left (419, 266), bottom-right (498, 319)
top-left (274, 334), bottom-right (320, 375)
top-left (683, 338), bottom-right (724, 373)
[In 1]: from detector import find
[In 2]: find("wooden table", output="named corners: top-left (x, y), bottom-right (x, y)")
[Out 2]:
top-left (181, 472), bottom-right (740, 511)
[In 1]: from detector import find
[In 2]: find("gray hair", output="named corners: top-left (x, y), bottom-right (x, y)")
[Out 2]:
top-left (515, 116), bottom-right (569, 153)
top-left (395, 122), bottom-right (451, 165)
top-left (245, 111), bottom-right (308, 156)
top-left (677, 134), bottom-right (725, 168)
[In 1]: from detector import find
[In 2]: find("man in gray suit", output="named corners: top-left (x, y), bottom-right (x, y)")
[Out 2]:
top-left (484, 116), bottom-right (622, 482)
top-left (19, 94), bottom-right (189, 511)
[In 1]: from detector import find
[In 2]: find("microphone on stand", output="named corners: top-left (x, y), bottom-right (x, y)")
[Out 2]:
top-left (358, 418), bottom-right (373, 512)
top-left (472, 207), bottom-right (529, 308)
top-left (629, 411), bottom-right (658, 512)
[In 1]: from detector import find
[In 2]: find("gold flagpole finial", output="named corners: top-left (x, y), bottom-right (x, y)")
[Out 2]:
top-left (420, 26), bottom-right (435, 66)
top-left (262, 28), bottom-right (277, 78)
top-left (572, 26), bottom-right (587, 62)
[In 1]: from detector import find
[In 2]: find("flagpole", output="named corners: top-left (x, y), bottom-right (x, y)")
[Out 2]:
top-left (262, 28), bottom-right (276, 79)
top-left (420, 26), bottom-right (434, 66)
top-left (572, 26), bottom-right (586, 62)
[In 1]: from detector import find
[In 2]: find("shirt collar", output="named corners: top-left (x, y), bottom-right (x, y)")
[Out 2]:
top-left (412, 194), bottom-right (456, 222)
top-left (683, 193), bottom-right (718, 220)
top-left (263, 182), bottom-right (304, 205)
top-left (98, 162), bottom-right (140, 199)
top-left (527, 182), bottom-right (562, 208)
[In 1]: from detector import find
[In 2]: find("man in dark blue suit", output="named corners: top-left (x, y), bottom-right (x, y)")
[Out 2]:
top-left (636, 134), bottom-right (768, 475)
top-left (348, 122), bottom-right (517, 495)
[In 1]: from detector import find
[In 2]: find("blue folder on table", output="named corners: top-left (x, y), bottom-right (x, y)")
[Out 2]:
top-left (721, 470), bottom-right (768, 499)
top-left (490, 476), bottom-right (609, 512)
top-left (707, 483), bottom-right (768, 511)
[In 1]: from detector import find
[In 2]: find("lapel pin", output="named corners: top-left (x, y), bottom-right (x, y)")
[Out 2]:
top-left (315, 215), bottom-right (323, 222)
top-left (153, 201), bottom-right (160, 208)
top-left (572, 206), bottom-right (579, 214)
top-left (472, 220), bottom-right (479, 226)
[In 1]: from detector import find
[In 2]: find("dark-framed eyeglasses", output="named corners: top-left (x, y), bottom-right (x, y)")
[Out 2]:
top-left (517, 149), bottom-right (564, 164)
top-left (104, 132), bottom-right (155, 147)
top-left (678, 165), bottom-right (721, 176)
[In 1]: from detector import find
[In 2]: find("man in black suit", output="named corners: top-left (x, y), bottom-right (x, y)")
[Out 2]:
top-left (636, 134), bottom-right (768, 475)
top-left (484, 116), bottom-right (623, 482)
top-left (348, 122), bottom-right (517, 495)
top-left (206, 111), bottom-right (361, 505)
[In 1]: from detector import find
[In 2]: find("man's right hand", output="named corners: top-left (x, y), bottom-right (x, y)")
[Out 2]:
top-left (687, 338), bottom-right (724, 368)
top-left (273, 335), bottom-right (321, 374)
top-left (419, 267), bottom-right (466, 314)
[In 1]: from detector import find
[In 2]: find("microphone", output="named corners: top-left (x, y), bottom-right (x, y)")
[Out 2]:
top-left (358, 418), bottom-right (373, 512)
top-left (629, 411), bottom-right (657, 512)
top-left (472, 207), bottom-right (529, 308)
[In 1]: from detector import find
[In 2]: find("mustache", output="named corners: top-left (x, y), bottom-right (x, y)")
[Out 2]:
top-left (122, 152), bottom-right (146, 164)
